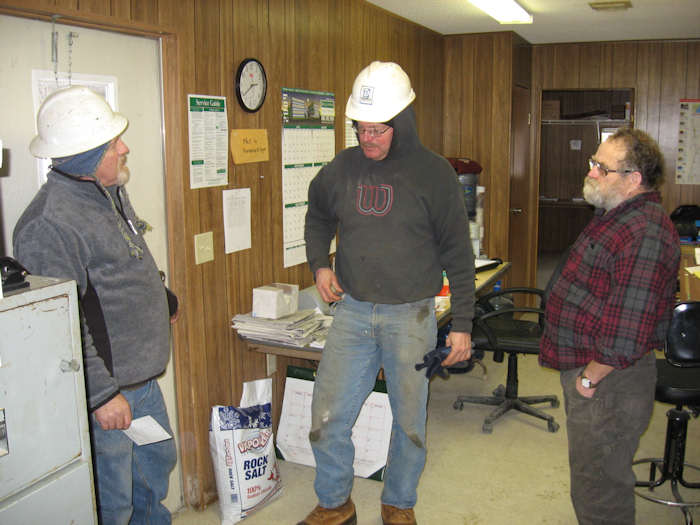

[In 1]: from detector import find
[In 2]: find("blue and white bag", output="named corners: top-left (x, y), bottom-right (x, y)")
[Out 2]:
top-left (209, 378), bottom-right (282, 524)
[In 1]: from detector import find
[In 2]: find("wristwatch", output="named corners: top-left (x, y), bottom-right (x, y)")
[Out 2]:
top-left (579, 374), bottom-right (598, 389)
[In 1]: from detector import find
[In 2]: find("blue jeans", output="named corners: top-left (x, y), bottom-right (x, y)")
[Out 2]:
top-left (90, 380), bottom-right (177, 525)
top-left (309, 293), bottom-right (436, 509)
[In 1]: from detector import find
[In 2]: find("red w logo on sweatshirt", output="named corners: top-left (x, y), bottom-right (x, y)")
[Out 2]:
top-left (356, 184), bottom-right (393, 216)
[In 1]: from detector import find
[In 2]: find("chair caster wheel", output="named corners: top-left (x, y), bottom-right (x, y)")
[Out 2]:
top-left (548, 421), bottom-right (560, 433)
top-left (551, 399), bottom-right (560, 408)
top-left (453, 401), bottom-right (463, 410)
top-left (482, 423), bottom-right (493, 434)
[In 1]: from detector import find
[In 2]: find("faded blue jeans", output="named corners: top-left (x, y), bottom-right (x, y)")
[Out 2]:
top-left (90, 379), bottom-right (177, 525)
top-left (309, 293), bottom-right (436, 510)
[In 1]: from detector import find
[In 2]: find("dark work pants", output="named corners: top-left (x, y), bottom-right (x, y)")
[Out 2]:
top-left (560, 352), bottom-right (656, 525)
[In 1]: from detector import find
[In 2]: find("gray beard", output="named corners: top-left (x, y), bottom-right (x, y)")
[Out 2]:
top-left (116, 165), bottom-right (130, 186)
top-left (583, 178), bottom-right (604, 208)
top-left (583, 178), bottom-right (624, 212)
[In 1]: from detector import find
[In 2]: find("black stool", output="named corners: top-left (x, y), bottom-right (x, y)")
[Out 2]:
top-left (633, 302), bottom-right (700, 525)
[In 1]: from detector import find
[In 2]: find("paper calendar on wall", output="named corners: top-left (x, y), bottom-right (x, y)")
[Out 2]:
top-left (677, 99), bottom-right (700, 185)
top-left (281, 88), bottom-right (336, 268)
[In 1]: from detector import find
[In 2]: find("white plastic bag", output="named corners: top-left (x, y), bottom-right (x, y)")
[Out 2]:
top-left (209, 378), bottom-right (282, 524)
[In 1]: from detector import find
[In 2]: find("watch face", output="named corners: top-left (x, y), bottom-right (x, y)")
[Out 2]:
top-left (236, 59), bottom-right (267, 112)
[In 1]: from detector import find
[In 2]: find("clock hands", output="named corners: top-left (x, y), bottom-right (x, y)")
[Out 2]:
top-left (243, 83), bottom-right (258, 97)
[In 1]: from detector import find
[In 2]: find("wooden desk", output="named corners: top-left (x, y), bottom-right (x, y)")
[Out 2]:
top-left (243, 262), bottom-right (511, 362)
top-left (241, 262), bottom-right (510, 430)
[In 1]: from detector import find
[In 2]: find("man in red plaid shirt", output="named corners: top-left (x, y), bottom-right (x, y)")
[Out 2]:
top-left (539, 128), bottom-right (680, 525)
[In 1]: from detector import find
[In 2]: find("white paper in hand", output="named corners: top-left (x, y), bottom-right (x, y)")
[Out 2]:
top-left (122, 416), bottom-right (172, 446)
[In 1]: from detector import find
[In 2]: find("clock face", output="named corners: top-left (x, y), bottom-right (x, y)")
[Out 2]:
top-left (235, 59), bottom-right (267, 112)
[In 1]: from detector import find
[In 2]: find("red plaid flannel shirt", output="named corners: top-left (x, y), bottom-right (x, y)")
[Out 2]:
top-left (539, 192), bottom-right (679, 371)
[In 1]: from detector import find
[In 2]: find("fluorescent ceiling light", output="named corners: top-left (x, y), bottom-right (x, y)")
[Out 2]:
top-left (469, 0), bottom-right (533, 24)
top-left (589, 1), bottom-right (632, 11)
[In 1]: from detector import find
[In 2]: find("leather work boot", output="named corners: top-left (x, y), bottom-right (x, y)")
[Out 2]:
top-left (297, 498), bottom-right (357, 525)
top-left (381, 503), bottom-right (417, 525)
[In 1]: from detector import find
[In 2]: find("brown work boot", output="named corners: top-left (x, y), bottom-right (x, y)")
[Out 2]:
top-left (297, 498), bottom-right (356, 525)
top-left (381, 503), bottom-right (417, 525)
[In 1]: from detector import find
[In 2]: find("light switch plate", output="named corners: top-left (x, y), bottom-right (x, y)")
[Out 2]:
top-left (194, 231), bottom-right (214, 264)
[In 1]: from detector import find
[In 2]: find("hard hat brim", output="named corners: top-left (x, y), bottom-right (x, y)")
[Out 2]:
top-left (345, 91), bottom-right (415, 123)
top-left (29, 113), bottom-right (128, 159)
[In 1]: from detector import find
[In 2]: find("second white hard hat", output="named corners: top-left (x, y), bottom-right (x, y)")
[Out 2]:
top-left (345, 61), bottom-right (416, 123)
top-left (29, 86), bottom-right (128, 159)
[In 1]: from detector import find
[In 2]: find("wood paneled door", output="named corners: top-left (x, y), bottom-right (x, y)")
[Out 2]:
top-left (508, 84), bottom-right (536, 291)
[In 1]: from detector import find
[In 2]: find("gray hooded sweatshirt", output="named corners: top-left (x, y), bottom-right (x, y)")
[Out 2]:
top-left (305, 105), bottom-right (475, 332)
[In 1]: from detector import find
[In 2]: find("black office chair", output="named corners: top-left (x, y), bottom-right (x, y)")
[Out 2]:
top-left (633, 301), bottom-right (700, 525)
top-left (453, 287), bottom-right (560, 433)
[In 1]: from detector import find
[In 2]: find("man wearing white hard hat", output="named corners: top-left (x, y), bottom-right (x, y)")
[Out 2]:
top-left (302, 61), bottom-right (475, 525)
top-left (14, 86), bottom-right (177, 525)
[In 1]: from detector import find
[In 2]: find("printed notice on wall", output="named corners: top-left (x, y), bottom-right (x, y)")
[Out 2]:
top-left (222, 188), bottom-right (251, 254)
top-left (281, 88), bottom-right (336, 268)
top-left (188, 94), bottom-right (228, 189)
top-left (676, 99), bottom-right (700, 185)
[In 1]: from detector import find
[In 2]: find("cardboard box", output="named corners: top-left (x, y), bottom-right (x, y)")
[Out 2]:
top-left (252, 283), bottom-right (299, 319)
top-left (542, 100), bottom-right (560, 120)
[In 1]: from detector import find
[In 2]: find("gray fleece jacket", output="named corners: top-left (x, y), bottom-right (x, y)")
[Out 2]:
top-left (304, 106), bottom-right (475, 332)
top-left (13, 172), bottom-right (170, 410)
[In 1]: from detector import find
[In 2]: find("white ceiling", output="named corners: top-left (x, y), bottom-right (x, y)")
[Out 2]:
top-left (366, 0), bottom-right (700, 44)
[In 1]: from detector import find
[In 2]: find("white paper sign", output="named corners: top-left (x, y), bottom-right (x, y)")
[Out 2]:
top-left (222, 188), bottom-right (251, 254)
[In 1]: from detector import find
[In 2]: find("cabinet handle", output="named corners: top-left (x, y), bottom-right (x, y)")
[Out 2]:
top-left (60, 359), bottom-right (81, 372)
top-left (510, 208), bottom-right (523, 214)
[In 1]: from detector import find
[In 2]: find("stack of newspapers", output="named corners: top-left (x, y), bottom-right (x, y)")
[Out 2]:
top-left (232, 309), bottom-right (331, 347)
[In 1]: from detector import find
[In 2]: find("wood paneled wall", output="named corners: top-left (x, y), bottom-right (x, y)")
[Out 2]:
top-left (0, 0), bottom-right (444, 508)
top-left (4, 0), bottom-right (699, 510)
top-left (539, 123), bottom-right (598, 200)
top-left (442, 32), bottom-right (531, 261)
top-left (532, 41), bottom-right (700, 215)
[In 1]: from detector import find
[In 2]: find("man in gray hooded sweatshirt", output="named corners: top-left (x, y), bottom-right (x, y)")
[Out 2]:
top-left (13, 86), bottom-right (176, 525)
top-left (300, 62), bottom-right (475, 525)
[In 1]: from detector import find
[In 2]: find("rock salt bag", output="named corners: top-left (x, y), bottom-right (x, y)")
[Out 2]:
top-left (209, 378), bottom-right (282, 524)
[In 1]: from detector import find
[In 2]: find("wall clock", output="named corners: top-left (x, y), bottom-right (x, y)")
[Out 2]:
top-left (235, 58), bottom-right (267, 113)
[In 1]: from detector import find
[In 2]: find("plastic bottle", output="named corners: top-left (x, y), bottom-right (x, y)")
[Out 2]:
top-left (490, 280), bottom-right (513, 312)
top-left (435, 270), bottom-right (451, 312)
top-left (438, 270), bottom-right (450, 296)
top-left (457, 173), bottom-right (478, 220)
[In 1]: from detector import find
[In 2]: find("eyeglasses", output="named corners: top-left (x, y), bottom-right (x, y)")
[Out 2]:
top-left (587, 158), bottom-right (634, 177)
top-left (353, 125), bottom-right (392, 138)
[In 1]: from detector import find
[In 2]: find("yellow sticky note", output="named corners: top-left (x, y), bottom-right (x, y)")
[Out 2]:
top-left (230, 129), bottom-right (269, 164)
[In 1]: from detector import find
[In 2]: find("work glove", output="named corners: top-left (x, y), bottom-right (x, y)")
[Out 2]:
top-left (415, 346), bottom-right (451, 379)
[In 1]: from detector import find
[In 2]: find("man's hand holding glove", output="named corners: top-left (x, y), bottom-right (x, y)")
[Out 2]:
top-left (415, 346), bottom-right (452, 379)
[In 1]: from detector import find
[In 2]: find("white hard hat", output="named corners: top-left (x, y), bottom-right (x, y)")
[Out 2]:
top-left (345, 61), bottom-right (416, 123)
top-left (29, 86), bottom-right (128, 158)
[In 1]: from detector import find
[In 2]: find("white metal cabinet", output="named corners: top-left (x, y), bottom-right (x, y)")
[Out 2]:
top-left (0, 276), bottom-right (96, 524)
